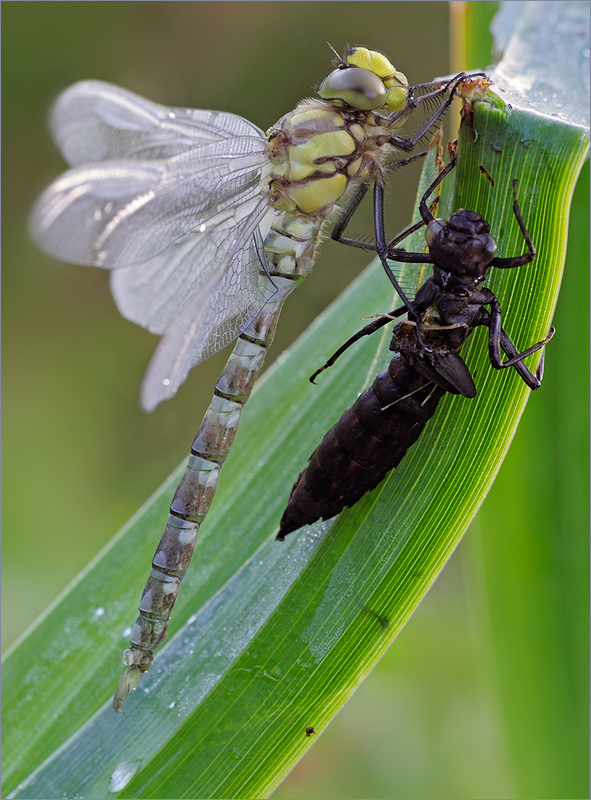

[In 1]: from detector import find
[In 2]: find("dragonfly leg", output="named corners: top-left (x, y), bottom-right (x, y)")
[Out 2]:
top-left (329, 181), bottom-right (373, 251)
top-left (491, 179), bottom-right (536, 268)
top-left (418, 157), bottom-right (457, 225)
top-left (499, 326), bottom-right (555, 387)
top-left (485, 292), bottom-right (555, 389)
top-left (373, 182), bottom-right (428, 346)
top-left (329, 151), bottom-right (427, 251)
top-left (387, 73), bottom-right (478, 152)
top-left (384, 81), bottom-right (449, 132)
top-left (385, 157), bottom-right (456, 258)
top-left (310, 304), bottom-right (408, 383)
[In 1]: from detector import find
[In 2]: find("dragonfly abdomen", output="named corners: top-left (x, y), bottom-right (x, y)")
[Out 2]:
top-left (277, 355), bottom-right (444, 539)
top-left (116, 205), bottom-right (331, 704)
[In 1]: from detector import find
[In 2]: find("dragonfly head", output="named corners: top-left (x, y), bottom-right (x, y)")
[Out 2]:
top-left (425, 210), bottom-right (498, 278)
top-left (318, 46), bottom-right (408, 113)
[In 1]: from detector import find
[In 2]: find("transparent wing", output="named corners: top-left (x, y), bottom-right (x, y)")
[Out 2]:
top-left (31, 81), bottom-right (276, 408)
top-left (110, 199), bottom-right (272, 335)
top-left (140, 201), bottom-right (273, 411)
top-left (50, 80), bottom-right (265, 164)
top-left (30, 138), bottom-right (268, 268)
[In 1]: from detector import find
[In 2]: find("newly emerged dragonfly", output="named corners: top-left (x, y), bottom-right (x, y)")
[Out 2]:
top-left (278, 157), bottom-right (555, 538)
top-left (31, 45), bottom-right (477, 711)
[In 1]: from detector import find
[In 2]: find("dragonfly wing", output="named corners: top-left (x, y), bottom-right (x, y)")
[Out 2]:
top-left (50, 80), bottom-right (265, 164)
top-left (32, 81), bottom-right (276, 407)
top-left (110, 197), bottom-right (271, 335)
top-left (140, 204), bottom-right (272, 411)
top-left (30, 136), bottom-right (268, 269)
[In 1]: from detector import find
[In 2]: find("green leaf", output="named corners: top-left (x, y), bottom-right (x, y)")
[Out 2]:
top-left (3, 3), bottom-right (589, 798)
top-left (451, 3), bottom-right (591, 797)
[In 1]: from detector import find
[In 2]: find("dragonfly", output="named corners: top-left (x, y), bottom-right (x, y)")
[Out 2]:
top-left (30, 45), bottom-right (477, 712)
top-left (277, 157), bottom-right (555, 538)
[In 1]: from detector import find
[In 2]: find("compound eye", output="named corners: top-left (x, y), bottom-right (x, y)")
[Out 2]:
top-left (425, 218), bottom-right (446, 247)
top-left (484, 235), bottom-right (497, 260)
top-left (318, 67), bottom-right (386, 110)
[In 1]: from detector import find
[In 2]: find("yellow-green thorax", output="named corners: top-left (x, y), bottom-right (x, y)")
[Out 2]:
top-left (265, 46), bottom-right (410, 216)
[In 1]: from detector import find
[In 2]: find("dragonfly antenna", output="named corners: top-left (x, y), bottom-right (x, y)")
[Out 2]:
top-left (326, 42), bottom-right (346, 66)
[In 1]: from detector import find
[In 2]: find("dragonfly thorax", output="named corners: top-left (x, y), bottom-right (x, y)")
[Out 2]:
top-left (266, 99), bottom-right (400, 215)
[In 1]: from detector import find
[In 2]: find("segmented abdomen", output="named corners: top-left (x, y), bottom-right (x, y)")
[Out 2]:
top-left (277, 356), bottom-right (445, 539)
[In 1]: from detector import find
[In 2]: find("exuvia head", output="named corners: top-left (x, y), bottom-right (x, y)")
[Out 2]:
top-left (318, 46), bottom-right (408, 113)
top-left (425, 209), bottom-right (498, 277)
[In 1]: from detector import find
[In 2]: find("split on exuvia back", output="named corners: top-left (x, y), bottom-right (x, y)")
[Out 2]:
top-left (30, 44), bottom-right (488, 711)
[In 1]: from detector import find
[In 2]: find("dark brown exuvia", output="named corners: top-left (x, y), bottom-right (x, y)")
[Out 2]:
top-left (277, 157), bottom-right (554, 540)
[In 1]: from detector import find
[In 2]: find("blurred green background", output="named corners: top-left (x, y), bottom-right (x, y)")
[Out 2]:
top-left (2, 2), bottom-right (588, 798)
